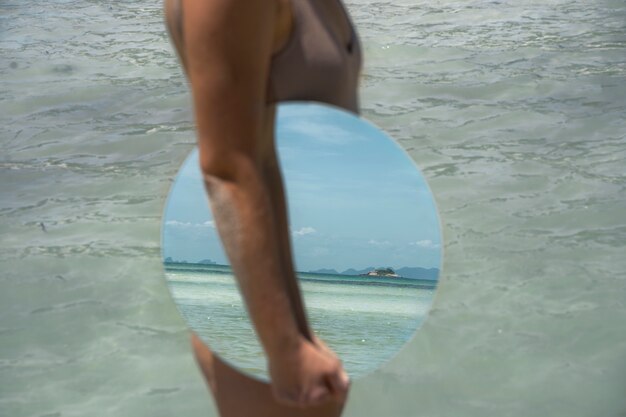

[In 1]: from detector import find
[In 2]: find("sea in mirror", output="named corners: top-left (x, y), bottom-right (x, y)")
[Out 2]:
top-left (165, 262), bottom-right (436, 379)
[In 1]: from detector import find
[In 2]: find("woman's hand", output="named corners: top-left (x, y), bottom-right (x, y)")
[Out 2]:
top-left (311, 333), bottom-right (340, 360)
top-left (268, 335), bottom-right (350, 408)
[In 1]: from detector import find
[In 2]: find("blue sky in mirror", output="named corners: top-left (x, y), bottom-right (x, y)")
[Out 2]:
top-left (162, 102), bottom-right (441, 272)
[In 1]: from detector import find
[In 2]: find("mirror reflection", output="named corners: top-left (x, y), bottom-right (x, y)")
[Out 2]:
top-left (161, 102), bottom-right (442, 381)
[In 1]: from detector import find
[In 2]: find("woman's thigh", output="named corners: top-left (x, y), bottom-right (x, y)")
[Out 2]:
top-left (190, 333), bottom-right (347, 417)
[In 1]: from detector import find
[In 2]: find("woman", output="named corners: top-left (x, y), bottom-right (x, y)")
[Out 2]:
top-left (163, 0), bottom-right (362, 415)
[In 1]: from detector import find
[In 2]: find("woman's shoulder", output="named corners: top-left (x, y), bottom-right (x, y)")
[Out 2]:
top-left (164, 0), bottom-right (287, 74)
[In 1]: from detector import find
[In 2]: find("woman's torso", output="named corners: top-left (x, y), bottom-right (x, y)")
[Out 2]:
top-left (265, 0), bottom-right (362, 114)
top-left (164, 0), bottom-right (362, 143)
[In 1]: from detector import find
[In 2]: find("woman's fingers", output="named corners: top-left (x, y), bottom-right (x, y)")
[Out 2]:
top-left (313, 335), bottom-right (349, 398)
top-left (268, 336), bottom-right (352, 408)
top-left (272, 382), bottom-right (331, 408)
top-left (304, 384), bottom-right (332, 406)
top-left (327, 367), bottom-right (350, 401)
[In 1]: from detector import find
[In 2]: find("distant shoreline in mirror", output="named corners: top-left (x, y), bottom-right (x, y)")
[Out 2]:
top-left (164, 258), bottom-right (439, 282)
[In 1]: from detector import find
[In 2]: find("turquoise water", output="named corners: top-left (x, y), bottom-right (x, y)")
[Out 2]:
top-left (165, 263), bottom-right (436, 380)
top-left (1, 1), bottom-right (625, 417)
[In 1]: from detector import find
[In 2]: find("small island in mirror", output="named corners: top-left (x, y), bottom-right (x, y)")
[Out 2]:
top-left (161, 102), bottom-right (442, 381)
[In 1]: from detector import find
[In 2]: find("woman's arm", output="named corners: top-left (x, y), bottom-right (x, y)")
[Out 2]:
top-left (179, 0), bottom-right (348, 407)
top-left (260, 141), bottom-right (313, 342)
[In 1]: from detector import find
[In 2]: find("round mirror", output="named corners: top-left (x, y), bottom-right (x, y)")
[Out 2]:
top-left (161, 102), bottom-right (442, 381)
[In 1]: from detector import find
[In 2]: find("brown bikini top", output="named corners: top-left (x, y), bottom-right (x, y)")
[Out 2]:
top-left (266, 0), bottom-right (363, 115)
top-left (166, 0), bottom-right (362, 115)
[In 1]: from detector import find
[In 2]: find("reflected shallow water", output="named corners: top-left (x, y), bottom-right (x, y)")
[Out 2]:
top-left (165, 264), bottom-right (436, 380)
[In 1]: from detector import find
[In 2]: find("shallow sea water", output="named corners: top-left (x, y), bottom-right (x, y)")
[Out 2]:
top-left (1, 1), bottom-right (626, 417)
top-left (166, 267), bottom-right (435, 380)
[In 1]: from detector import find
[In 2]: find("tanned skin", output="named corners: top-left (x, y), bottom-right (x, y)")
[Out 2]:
top-left (163, 0), bottom-right (351, 414)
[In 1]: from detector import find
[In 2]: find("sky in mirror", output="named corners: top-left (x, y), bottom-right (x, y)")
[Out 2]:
top-left (163, 103), bottom-right (441, 272)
